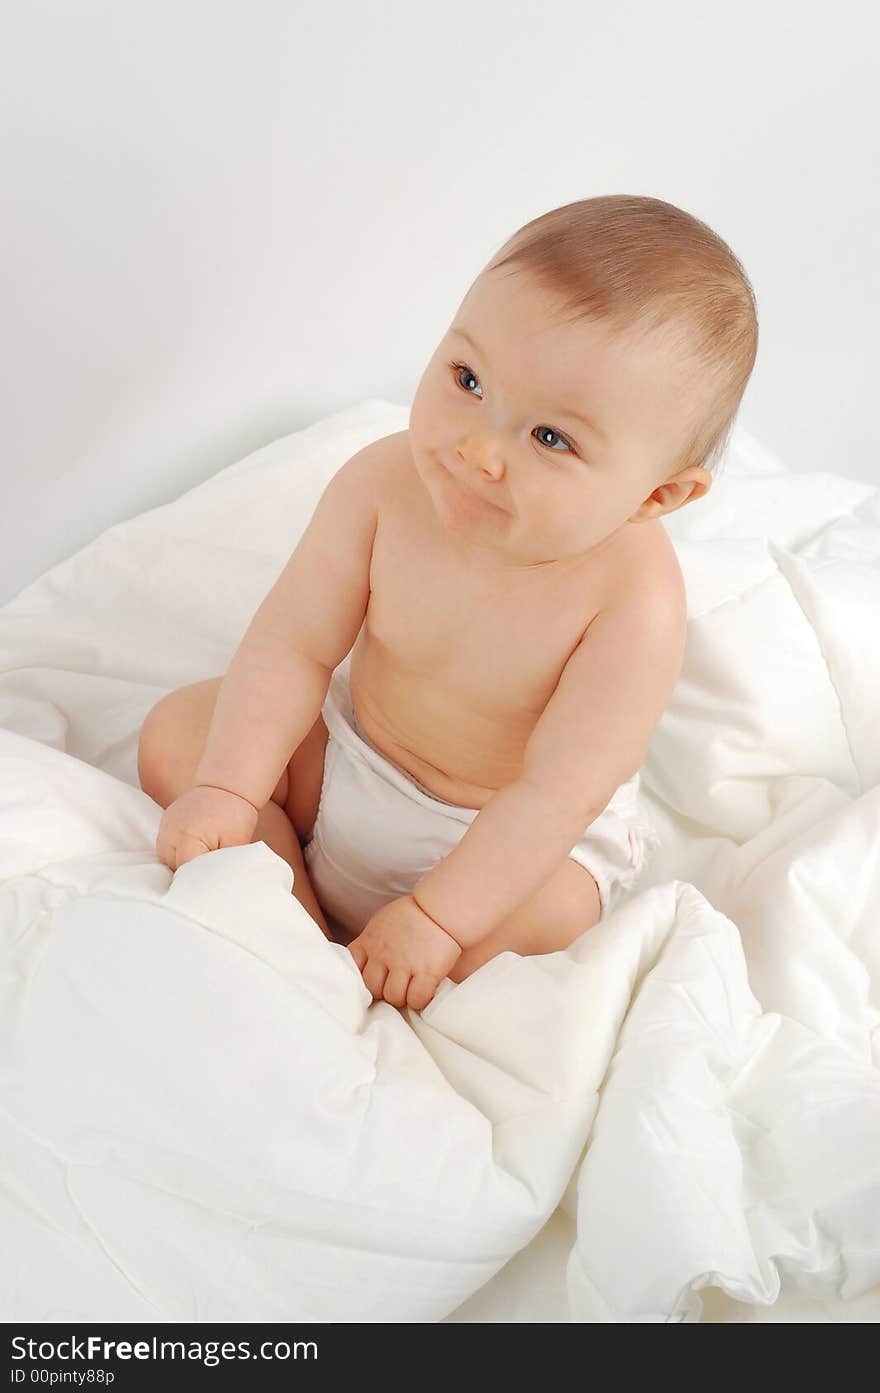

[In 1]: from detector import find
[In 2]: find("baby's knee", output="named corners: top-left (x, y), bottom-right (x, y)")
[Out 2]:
top-left (137, 694), bottom-right (180, 803)
top-left (137, 681), bottom-right (217, 803)
top-left (137, 681), bottom-right (288, 810)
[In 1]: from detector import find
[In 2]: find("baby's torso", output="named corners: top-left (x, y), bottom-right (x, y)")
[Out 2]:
top-left (347, 431), bottom-right (670, 809)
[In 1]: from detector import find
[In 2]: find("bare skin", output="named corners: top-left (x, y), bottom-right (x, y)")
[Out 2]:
top-left (350, 433), bottom-right (671, 811)
top-left (351, 265), bottom-right (709, 815)
top-left (140, 262), bottom-right (711, 995)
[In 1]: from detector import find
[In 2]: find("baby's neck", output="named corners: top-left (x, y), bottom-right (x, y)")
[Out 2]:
top-left (444, 528), bottom-right (624, 576)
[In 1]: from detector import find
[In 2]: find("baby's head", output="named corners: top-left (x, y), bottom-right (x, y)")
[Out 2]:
top-left (409, 194), bottom-right (758, 569)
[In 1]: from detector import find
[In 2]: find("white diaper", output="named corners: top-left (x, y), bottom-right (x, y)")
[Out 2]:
top-left (303, 653), bottom-right (661, 939)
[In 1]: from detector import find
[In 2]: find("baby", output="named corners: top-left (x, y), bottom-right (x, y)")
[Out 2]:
top-left (138, 194), bottom-right (758, 1011)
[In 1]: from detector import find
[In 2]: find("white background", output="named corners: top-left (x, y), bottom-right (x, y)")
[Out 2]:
top-left (2, 0), bottom-right (878, 604)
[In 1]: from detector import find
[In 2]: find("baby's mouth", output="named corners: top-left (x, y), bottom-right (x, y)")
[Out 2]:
top-left (443, 462), bottom-right (505, 513)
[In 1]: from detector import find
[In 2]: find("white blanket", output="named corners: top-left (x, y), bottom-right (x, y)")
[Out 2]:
top-left (1, 399), bottom-right (878, 1323)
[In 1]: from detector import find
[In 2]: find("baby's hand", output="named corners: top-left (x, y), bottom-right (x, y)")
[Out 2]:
top-left (346, 895), bottom-right (462, 1011)
top-left (156, 784), bottom-right (259, 872)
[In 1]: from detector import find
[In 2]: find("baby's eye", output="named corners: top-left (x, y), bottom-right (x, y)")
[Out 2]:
top-left (449, 362), bottom-right (575, 454)
top-left (451, 362), bottom-right (483, 398)
top-left (533, 426), bottom-right (574, 453)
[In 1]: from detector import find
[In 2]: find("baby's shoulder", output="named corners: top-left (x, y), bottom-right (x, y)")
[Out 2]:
top-left (607, 520), bottom-right (688, 633)
top-left (359, 429), bottom-right (413, 504)
top-left (344, 429), bottom-right (404, 487)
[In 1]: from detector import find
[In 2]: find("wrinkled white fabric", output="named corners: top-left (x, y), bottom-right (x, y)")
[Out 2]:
top-left (0, 399), bottom-right (878, 1323)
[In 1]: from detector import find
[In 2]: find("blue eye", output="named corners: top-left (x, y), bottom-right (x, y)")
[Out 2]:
top-left (451, 362), bottom-right (482, 397)
top-left (533, 426), bottom-right (573, 453)
top-left (448, 362), bottom-right (575, 454)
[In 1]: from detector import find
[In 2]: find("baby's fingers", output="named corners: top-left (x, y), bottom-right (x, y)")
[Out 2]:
top-left (346, 938), bottom-right (367, 971)
top-left (406, 972), bottom-right (439, 1012)
top-left (382, 968), bottom-right (412, 1009)
top-left (165, 832), bottom-right (213, 870)
top-left (361, 958), bottom-right (388, 1002)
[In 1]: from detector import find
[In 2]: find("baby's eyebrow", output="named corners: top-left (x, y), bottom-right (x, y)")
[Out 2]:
top-left (451, 325), bottom-right (608, 445)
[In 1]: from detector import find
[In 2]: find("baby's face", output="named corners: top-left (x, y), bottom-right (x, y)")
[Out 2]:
top-left (408, 267), bottom-right (708, 571)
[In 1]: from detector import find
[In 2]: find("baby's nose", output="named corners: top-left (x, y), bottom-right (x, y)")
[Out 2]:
top-left (460, 437), bottom-right (506, 477)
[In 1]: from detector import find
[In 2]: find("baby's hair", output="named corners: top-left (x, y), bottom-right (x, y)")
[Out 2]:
top-left (484, 194), bottom-right (759, 479)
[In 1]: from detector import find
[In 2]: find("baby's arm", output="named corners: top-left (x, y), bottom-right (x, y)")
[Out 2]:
top-left (411, 589), bottom-right (687, 947)
top-left (192, 443), bottom-right (382, 811)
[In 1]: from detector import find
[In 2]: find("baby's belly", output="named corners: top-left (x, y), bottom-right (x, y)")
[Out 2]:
top-left (348, 656), bottom-right (531, 810)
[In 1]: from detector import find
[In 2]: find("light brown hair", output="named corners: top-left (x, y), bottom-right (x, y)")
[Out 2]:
top-left (485, 194), bottom-right (759, 477)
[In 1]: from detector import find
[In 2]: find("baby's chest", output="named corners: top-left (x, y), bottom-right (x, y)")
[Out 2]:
top-left (366, 550), bottom-right (598, 712)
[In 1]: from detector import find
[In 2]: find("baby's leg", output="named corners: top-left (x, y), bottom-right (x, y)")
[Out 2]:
top-left (138, 680), bottom-right (333, 940)
top-left (249, 802), bottom-right (334, 939)
top-left (447, 858), bottom-right (601, 983)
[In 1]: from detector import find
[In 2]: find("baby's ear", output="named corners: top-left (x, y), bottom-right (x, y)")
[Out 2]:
top-left (631, 467), bottom-right (712, 522)
top-left (678, 466), bottom-right (712, 506)
top-left (668, 466), bottom-right (712, 509)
